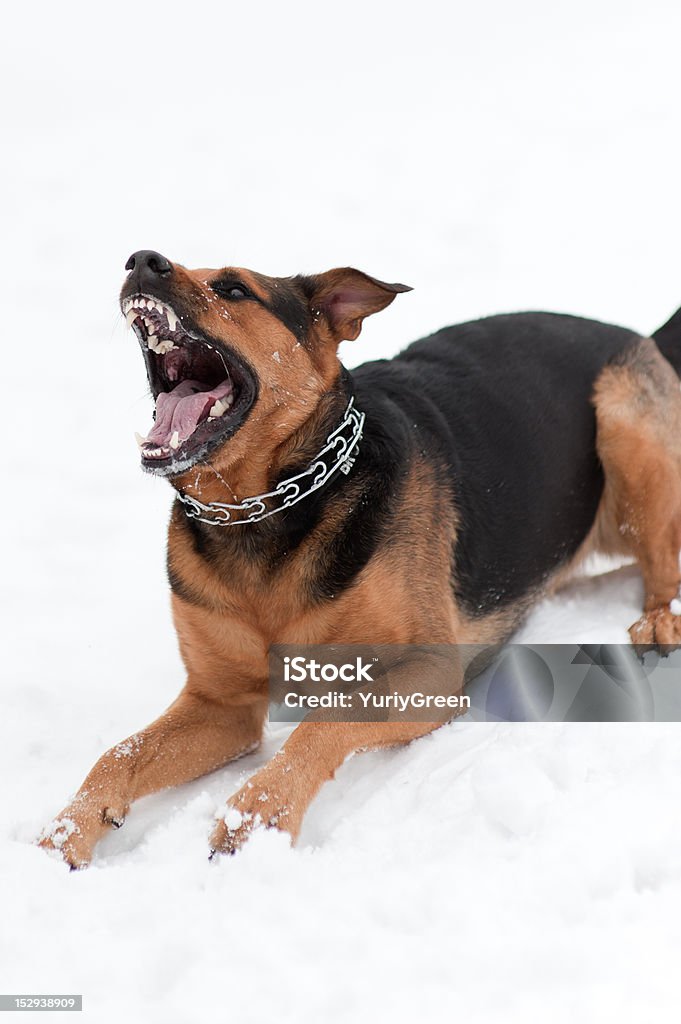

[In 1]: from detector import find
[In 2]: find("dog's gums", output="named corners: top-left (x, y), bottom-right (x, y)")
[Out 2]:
top-left (122, 293), bottom-right (255, 474)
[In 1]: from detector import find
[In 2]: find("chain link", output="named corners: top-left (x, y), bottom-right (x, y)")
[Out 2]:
top-left (177, 398), bottom-right (365, 527)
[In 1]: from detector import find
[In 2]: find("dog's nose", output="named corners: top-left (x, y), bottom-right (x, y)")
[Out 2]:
top-left (125, 250), bottom-right (172, 276)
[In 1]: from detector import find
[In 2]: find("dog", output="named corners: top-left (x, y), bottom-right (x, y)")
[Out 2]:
top-left (39, 249), bottom-right (681, 867)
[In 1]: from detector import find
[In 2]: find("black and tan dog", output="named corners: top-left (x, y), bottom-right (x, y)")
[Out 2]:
top-left (40, 250), bottom-right (681, 867)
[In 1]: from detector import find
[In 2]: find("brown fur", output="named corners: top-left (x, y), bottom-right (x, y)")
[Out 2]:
top-left (38, 275), bottom-right (681, 868)
top-left (591, 339), bottom-right (681, 644)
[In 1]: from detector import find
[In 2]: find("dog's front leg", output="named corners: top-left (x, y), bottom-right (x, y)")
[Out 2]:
top-left (211, 649), bottom-right (465, 855)
top-left (39, 691), bottom-right (265, 868)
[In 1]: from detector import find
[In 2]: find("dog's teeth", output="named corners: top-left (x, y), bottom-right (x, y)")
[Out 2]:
top-left (134, 432), bottom-right (146, 450)
top-left (167, 309), bottom-right (179, 332)
top-left (169, 431), bottom-right (180, 450)
top-left (148, 332), bottom-right (177, 356)
top-left (150, 337), bottom-right (176, 355)
top-left (125, 308), bottom-right (137, 327)
top-left (209, 399), bottom-right (228, 417)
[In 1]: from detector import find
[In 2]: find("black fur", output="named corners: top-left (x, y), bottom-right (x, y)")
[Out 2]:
top-left (209, 272), bottom-right (311, 343)
top-left (251, 274), bottom-right (311, 343)
top-left (366, 312), bottom-right (643, 613)
top-left (653, 307), bottom-right (681, 374)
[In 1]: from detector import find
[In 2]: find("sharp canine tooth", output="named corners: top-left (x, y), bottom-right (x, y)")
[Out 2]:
top-left (134, 432), bottom-right (146, 449)
top-left (167, 309), bottom-right (178, 332)
top-left (126, 309), bottom-right (137, 327)
top-left (170, 431), bottom-right (180, 450)
top-left (209, 399), bottom-right (227, 416)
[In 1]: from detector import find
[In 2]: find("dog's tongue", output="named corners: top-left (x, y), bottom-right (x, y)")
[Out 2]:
top-left (144, 378), bottom-right (233, 447)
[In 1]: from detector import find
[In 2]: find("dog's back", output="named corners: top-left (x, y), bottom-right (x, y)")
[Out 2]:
top-left (353, 312), bottom-right (643, 614)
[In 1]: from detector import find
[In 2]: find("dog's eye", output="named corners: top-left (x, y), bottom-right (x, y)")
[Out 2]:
top-left (211, 281), bottom-right (252, 300)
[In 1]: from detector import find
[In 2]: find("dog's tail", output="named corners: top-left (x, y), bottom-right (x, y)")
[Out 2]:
top-left (653, 307), bottom-right (681, 374)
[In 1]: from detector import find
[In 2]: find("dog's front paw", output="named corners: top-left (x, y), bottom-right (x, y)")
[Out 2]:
top-left (209, 769), bottom-right (301, 857)
top-left (629, 605), bottom-right (681, 652)
top-left (38, 796), bottom-right (128, 869)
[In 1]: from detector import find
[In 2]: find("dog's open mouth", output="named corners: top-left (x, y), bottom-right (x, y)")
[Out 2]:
top-left (122, 294), bottom-right (257, 474)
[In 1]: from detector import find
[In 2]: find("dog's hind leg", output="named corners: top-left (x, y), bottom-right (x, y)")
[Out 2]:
top-left (592, 338), bottom-right (681, 646)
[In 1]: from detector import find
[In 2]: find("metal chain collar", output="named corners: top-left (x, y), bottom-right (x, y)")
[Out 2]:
top-left (177, 398), bottom-right (365, 527)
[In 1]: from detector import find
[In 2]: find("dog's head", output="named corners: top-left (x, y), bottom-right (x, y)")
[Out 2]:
top-left (120, 251), bottom-right (410, 482)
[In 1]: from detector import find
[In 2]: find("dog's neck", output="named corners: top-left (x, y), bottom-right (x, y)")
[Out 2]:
top-left (171, 377), bottom-right (362, 528)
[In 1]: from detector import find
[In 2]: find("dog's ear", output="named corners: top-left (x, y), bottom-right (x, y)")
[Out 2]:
top-left (301, 268), bottom-right (412, 342)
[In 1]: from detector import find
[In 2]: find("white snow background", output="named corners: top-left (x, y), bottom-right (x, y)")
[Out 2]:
top-left (2, 1), bottom-right (681, 1021)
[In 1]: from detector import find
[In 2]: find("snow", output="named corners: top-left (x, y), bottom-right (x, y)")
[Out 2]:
top-left (4, 0), bottom-right (681, 1020)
